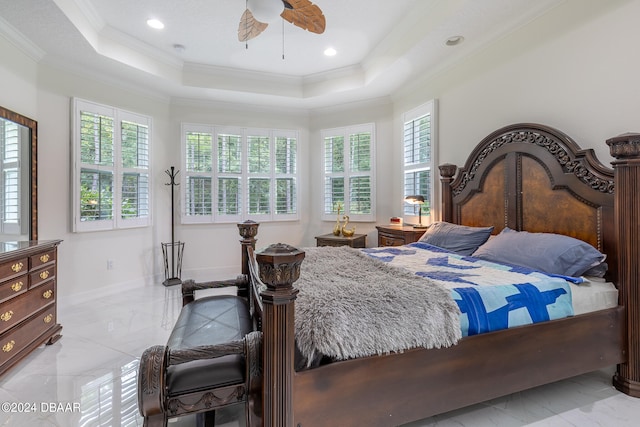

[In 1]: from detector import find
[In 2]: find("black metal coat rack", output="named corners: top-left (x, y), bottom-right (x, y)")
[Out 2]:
top-left (162, 166), bottom-right (184, 286)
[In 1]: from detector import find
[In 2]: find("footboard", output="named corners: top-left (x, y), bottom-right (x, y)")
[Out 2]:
top-left (292, 307), bottom-right (625, 427)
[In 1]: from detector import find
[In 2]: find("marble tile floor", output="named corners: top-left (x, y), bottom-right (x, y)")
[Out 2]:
top-left (0, 282), bottom-right (638, 426)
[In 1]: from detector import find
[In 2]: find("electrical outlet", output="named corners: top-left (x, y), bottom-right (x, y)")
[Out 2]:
top-left (107, 259), bottom-right (114, 270)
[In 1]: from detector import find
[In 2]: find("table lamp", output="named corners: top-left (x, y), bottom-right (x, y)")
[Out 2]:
top-left (405, 195), bottom-right (427, 228)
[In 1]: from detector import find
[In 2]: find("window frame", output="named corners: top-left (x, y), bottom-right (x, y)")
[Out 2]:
top-left (72, 98), bottom-right (152, 232)
top-left (402, 100), bottom-right (437, 223)
top-left (321, 123), bottom-right (376, 222)
top-left (181, 123), bottom-right (299, 224)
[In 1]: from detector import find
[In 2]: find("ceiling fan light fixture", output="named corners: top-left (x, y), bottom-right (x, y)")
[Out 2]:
top-left (247, 0), bottom-right (285, 24)
top-left (324, 47), bottom-right (337, 57)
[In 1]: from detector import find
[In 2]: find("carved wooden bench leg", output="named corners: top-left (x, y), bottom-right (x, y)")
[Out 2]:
top-left (138, 345), bottom-right (168, 427)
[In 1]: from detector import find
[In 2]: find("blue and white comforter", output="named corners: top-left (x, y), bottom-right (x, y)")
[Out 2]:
top-left (363, 242), bottom-right (575, 337)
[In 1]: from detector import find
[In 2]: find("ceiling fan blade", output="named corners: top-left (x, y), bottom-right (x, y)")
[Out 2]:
top-left (281, 0), bottom-right (326, 34)
top-left (238, 9), bottom-right (269, 42)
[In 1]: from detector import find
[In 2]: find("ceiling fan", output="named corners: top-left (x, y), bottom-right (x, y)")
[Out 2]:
top-left (238, 0), bottom-right (326, 42)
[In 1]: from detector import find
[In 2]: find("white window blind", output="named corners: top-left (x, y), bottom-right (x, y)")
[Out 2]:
top-left (120, 119), bottom-right (150, 221)
top-left (185, 129), bottom-right (213, 217)
top-left (322, 123), bottom-right (375, 221)
top-left (72, 98), bottom-right (152, 232)
top-left (181, 124), bottom-right (298, 223)
top-left (0, 118), bottom-right (21, 235)
top-left (217, 132), bottom-right (242, 220)
top-left (275, 136), bottom-right (297, 215)
top-left (247, 134), bottom-right (271, 216)
top-left (403, 100), bottom-right (436, 220)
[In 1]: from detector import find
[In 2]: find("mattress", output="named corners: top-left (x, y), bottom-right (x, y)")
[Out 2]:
top-left (570, 277), bottom-right (618, 315)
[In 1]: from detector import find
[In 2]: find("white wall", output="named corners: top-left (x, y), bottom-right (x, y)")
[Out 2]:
top-left (1, 0), bottom-right (639, 301)
top-left (394, 0), bottom-right (639, 169)
top-left (0, 36), bottom-right (38, 117)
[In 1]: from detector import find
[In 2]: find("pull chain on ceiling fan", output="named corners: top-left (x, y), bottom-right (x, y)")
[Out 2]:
top-left (238, 0), bottom-right (326, 43)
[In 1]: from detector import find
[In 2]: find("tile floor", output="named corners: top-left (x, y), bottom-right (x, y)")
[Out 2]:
top-left (0, 282), bottom-right (639, 426)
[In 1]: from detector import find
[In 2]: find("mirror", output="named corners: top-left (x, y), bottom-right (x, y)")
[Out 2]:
top-left (0, 106), bottom-right (37, 241)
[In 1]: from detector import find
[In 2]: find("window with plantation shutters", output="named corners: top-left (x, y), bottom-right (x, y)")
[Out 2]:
top-left (322, 124), bottom-right (375, 221)
top-left (181, 124), bottom-right (298, 223)
top-left (275, 136), bottom-right (297, 215)
top-left (403, 100), bottom-right (436, 220)
top-left (217, 132), bottom-right (242, 218)
top-left (121, 120), bottom-right (150, 221)
top-left (247, 134), bottom-right (270, 215)
top-left (72, 98), bottom-right (152, 232)
top-left (185, 129), bottom-right (213, 216)
top-left (0, 118), bottom-right (21, 235)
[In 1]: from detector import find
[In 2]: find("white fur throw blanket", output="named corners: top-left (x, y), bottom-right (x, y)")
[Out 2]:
top-left (295, 246), bottom-right (461, 366)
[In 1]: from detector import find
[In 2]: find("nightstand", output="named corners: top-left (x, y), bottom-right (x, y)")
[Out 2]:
top-left (376, 225), bottom-right (426, 247)
top-left (315, 233), bottom-right (367, 248)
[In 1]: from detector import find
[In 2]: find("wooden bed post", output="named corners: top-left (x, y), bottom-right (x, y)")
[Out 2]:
top-left (439, 163), bottom-right (457, 222)
top-left (256, 243), bottom-right (305, 427)
top-left (607, 132), bottom-right (640, 397)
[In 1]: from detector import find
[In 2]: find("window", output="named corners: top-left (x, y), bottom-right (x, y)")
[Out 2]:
top-left (322, 124), bottom-right (375, 221)
top-left (182, 124), bottom-right (298, 223)
top-left (72, 99), bottom-right (151, 232)
top-left (403, 100), bottom-right (436, 221)
top-left (0, 118), bottom-right (21, 235)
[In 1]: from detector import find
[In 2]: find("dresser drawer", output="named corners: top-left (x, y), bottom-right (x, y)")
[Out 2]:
top-left (30, 265), bottom-right (56, 289)
top-left (379, 234), bottom-right (405, 246)
top-left (0, 275), bottom-right (28, 304)
top-left (0, 306), bottom-right (56, 366)
top-left (0, 257), bottom-right (29, 281)
top-left (0, 280), bottom-right (55, 335)
top-left (376, 225), bottom-right (426, 247)
top-left (30, 250), bottom-right (56, 270)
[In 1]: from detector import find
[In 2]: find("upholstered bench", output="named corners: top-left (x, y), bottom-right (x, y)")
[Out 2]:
top-left (138, 282), bottom-right (262, 427)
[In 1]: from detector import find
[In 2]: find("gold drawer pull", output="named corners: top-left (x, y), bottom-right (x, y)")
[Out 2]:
top-left (11, 281), bottom-right (23, 292)
top-left (11, 262), bottom-right (23, 273)
top-left (39, 271), bottom-right (50, 280)
top-left (43, 314), bottom-right (53, 324)
top-left (2, 340), bottom-right (15, 353)
top-left (40, 254), bottom-right (50, 263)
top-left (43, 290), bottom-right (53, 299)
top-left (1, 310), bottom-right (13, 322)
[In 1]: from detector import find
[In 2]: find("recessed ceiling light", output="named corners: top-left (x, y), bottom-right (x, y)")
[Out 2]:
top-left (147, 19), bottom-right (165, 30)
top-left (324, 47), bottom-right (337, 57)
top-left (445, 35), bottom-right (464, 46)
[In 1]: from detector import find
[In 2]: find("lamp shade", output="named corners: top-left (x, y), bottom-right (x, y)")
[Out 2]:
top-left (247, 0), bottom-right (285, 23)
top-left (405, 195), bottom-right (425, 204)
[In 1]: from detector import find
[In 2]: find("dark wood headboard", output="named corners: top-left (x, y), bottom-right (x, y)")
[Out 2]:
top-left (439, 123), bottom-right (616, 283)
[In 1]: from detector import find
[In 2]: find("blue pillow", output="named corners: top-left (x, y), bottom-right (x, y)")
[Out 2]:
top-left (418, 222), bottom-right (494, 256)
top-left (472, 228), bottom-right (606, 277)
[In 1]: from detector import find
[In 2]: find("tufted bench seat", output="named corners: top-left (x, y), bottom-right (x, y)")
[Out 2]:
top-left (138, 286), bottom-right (262, 427)
top-left (166, 295), bottom-right (251, 400)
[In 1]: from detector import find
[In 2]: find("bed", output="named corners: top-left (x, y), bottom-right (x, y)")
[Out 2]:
top-left (239, 123), bottom-right (640, 427)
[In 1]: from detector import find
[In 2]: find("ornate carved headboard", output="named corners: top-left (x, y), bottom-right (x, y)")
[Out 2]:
top-left (439, 123), bottom-right (616, 282)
